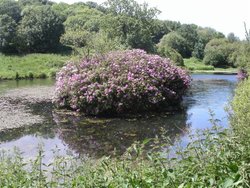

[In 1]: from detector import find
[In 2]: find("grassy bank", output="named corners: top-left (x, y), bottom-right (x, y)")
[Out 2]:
top-left (0, 55), bottom-right (239, 80)
top-left (0, 54), bottom-right (73, 80)
top-left (184, 58), bottom-right (238, 74)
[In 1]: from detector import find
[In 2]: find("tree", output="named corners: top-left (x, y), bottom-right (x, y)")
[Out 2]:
top-left (193, 27), bottom-right (225, 59)
top-left (16, 5), bottom-right (64, 53)
top-left (157, 32), bottom-right (188, 58)
top-left (104, 0), bottom-right (160, 20)
top-left (60, 30), bottom-right (91, 48)
top-left (51, 2), bottom-right (71, 22)
top-left (245, 22), bottom-right (250, 42)
top-left (0, 0), bottom-right (21, 22)
top-left (101, 14), bottom-right (155, 52)
top-left (18, 0), bottom-right (53, 7)
top-left (0, 14), bottom-right (17, 52)
top-left (100, 0), bottom-right (160, 52)
top-left (227, 32), bottom-right (240, 42)
top-left (192, 39), bottom-right (205, 59)
top-left (63, 7), bottom-right (102, 32)
top-left (203, 38), bottom-right (236, 67)
top-left (177, 24), bottom-right (198, 57)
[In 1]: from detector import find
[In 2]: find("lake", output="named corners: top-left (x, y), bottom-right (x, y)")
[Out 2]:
top-left (0, 74), bottom-right (237, 161)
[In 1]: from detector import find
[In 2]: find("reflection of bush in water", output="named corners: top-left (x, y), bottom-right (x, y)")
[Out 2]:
top-left (53, 111), bottom-right (189, 158)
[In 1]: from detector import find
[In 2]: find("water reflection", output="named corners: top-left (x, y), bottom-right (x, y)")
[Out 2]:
top-left (0, 74), bottom-right (237, 159)
top-left (53, 112), bottom-right (189, 158)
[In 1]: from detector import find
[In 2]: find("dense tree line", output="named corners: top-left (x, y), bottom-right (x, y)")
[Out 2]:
top-left (0, 0), bottom-right (249, 68)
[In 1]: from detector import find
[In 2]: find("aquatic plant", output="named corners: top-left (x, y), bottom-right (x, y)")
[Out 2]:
top-left (53, 49), bottom-right (191, 115)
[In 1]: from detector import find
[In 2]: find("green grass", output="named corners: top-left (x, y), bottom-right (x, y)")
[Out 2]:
top-left (0, 53), bottom-right (73, 80)
top-left (184, 57), bottom-right (215, 71)
top-left (184, 57), bottom-right (238, 74)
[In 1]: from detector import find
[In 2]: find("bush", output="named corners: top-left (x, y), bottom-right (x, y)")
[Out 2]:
top-left (53, 49), bottom-right (191, 115)
top-left (231, 78), bottom-right (250, 137)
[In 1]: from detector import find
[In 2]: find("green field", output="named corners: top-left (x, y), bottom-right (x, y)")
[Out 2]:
top-left (184, 58), bottom-right (238, 74)
top-left (0, 55), bottom-right (239, 80)
top-left (0, 54), bottom-right (72, 80)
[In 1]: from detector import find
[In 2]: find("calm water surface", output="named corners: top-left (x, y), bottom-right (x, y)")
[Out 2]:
top-left (0, 74), bottom-right (237, 161)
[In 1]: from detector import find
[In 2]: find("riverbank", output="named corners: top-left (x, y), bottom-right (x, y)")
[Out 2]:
top-left (0, 54), bottom-right (239, 80)
top-left (184, 58), bottom-right (238, 74)
top-left (0, 53), bottom-right (72, 80)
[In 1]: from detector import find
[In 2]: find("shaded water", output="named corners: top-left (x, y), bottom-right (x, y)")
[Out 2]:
top-left (0, 74), bottom-right (237, 161)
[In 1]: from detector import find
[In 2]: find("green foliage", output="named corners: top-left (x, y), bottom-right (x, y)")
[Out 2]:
top-left (184, 57), bottom-right (214, 71)
top-left (158, 32), bottom-right (188, 58)
top-left (61, 6), bottom-right (103, 49)
top-left (203, 38), bottom-right (237, 67)
top-left (63, 8), bottom-right (102, 32)
top-left (101, 0), bottom-right (160, 52)
top-left (85, 31), bottom-right (126, 55)
top-left (60, 30), bottom-right (91, 48)
top-left (177, 24), bottom-right (199, 57)
top-left (0, 0), bottom-right (21, 22)
top-left (192, 39), bottom-right (205, 59)
top-left (101, 14), bottom-right (155, 52)
top-left (192, 27), bottom-right (224, 60)
top-left (51, 2), bottom-right (72, 22)
top-left (18, 0), bottom-right (53, 7)
top-left (104, 0), bottom-right (160, 19)
top-left (16, 5), bottom-right (64, 53)
top-left (236, 43), bottom-right (250, 68)
top-left (0, 14), bottom-right (17, 53)
top-left (0, 53), bottom-right (70, 79)
top-left (157, 46), bottom-right (184, 66)
top-left (231, 79), bottom-right (250, 138)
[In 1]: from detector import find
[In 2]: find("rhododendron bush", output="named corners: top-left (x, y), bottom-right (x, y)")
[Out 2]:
top-left (53, 50), bottom-right (191, 115)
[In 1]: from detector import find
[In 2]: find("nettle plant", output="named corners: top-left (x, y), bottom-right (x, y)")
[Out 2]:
top-left (53, 50), bottom-right (191, 115)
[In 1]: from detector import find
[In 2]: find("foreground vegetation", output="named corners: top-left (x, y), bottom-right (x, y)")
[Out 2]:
top-left (0, 79), bottom-right (250, 187)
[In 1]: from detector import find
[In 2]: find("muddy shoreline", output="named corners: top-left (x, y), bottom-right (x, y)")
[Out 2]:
top-left (0, 86), bottom-right (54, 131)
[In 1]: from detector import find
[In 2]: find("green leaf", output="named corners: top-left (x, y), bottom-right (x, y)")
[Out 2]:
top-left (223, 178), bottom-right (234, 188)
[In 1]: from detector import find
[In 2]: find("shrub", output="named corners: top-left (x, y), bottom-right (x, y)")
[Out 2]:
top-left (231, 78), bottom-right (250, 137)
top-left (53, 49), bottom-right (191, 115)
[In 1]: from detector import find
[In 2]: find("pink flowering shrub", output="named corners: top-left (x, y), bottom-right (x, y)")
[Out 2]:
top-left (237, 68), bottom-right (248, 80)
top-left (53, 50), bottom-right (191, 115)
